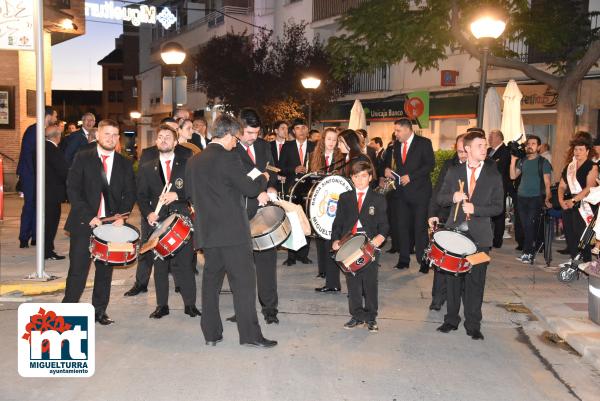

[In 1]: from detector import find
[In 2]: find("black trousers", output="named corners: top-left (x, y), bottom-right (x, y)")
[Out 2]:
top-left (563, 208), bottom-right (591, 261)
top-left (444, 249), bottom-right (488, 331)
top-left (391, 195), bottom-right (428, 265)
top-left (44, 199), bottom-right (61, 256)
top-left (287, 237), bottom-right (311, 260)
top-left (254, 248), bottom-right (278, 317)
top-left (154, 241), bottom-right (196, 307)
top-left (386, 193), bottom-right (399, 250)
top-left (491, 193), bottom-right (506, 248)
top-left (201, 243), bottom-right (262, 343)
top-left (431, 268), bottom-right (447, 307)
top-left (62, 225), bottom-right (114, 316)
top-left (512, 195), bottom-right (524, 247)
top-left (316, 238), bottom-right (341, 288)
top-left (345, 262), bottom-right (378, 322)
top-left (517, 195), bottom-right (543, 255)
top-left (134, 221), bottom-right (155, 287)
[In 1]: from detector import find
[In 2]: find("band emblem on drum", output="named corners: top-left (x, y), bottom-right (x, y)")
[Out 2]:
top-left (175, 178), bottom-right (184, 189)
top-left (356, 257), bottom-right (365, 266)
top-left (369, 206), bottom-right (375, 216)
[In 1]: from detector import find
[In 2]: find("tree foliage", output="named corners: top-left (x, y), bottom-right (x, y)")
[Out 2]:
top-left (195, 22), bottom-right (347, 125)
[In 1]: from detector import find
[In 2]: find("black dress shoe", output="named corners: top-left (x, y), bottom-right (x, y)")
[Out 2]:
top-left (367, 320), bottom-right (379, 332)
top-left (394, 263), bottom-right (409, 270)
top-left (30, 239), bottom-right (36, 246)
top-left (184, 305), bottom-right (201, 317)
top-left (45, 252), bottom-right (66, 260)
top-left (515, 245), bottom-right (523, 251)
top-left (265, 315), bottom-right (279, 324)
top-left (226, 315), bottom-right (237, 322)
top-left (149, 305), bottom-right (170, 319)
top-left (436, 323), bottom-right (458, 333)
top-left (315, 286), bottom-right (340, 293)
top-left (124, 284), bottom-right (148, 297)
top-left (557, 248), bottom-right (570, 255)
top-left (429, 303), bottom-right (442, 311)
top-left (316, 273), bottom-right (326, 278)
top-left (298, 257), bottom-right (313, 264)
top-left (206, 336), bottom-right (223, 346)
top-left (466, 329), bottom-right (485, 340)
top-left (95, 314), bottom-right (114, 325)
top-left (386, 248), bottom-right (398, 254)
top-left (283, 258), bottom-right (296, 266)
top-left (343, 317), bottom-right (365, 329)
top-left (241, 337), bottom-right (278, 348)
top-left (19, 240), bottom-right (29, 248)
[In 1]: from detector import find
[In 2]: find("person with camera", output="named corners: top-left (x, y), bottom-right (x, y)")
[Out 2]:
top-left (509, 135), bottom-right (552, 264)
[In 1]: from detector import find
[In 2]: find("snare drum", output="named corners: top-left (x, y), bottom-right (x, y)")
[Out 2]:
top-left (250, 205), bottom-right (292, 251)
top-left (426, 229), bottom-right (477, 274)
top-left (89, 223), bottom-right (140, 267)
top-left (288, 173), bottom-right (353, 239)
top-left (334, 234), bottom-right (376, 275)
top-left (147, 214), bottom-right (193, 260)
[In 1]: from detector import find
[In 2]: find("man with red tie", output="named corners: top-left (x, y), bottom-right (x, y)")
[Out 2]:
top-left (62, 119), bottom-right (136, 325)
top-left (270, 120), bottom-right (288, 167)
top-left (279, 118), bottom-right (315, 266)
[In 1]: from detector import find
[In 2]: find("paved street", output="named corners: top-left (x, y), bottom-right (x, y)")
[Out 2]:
top-left (1, 194), bottom-right (600, 401)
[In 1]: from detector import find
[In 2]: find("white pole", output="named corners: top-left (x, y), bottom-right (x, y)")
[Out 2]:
top-left (33, 0), bottom-right (45, 279)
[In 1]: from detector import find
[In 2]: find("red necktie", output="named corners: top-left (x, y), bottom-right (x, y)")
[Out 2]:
top-left (299, 143), bottom-right (304, 166)
top-left (469, 166), bottom-right (478, 199)
top-left (98, 155), bottom-right (109, 217)
top-left (352, 192), bottom-right (365, 234)
top-left (247, 146), bottom-right (255, 164)
top-left (278, 143), bottom-right (283, 158)
top-left (402, 142), bottom-right (408, 164)
top-left (165, 160), bottom-right (172, 182)
top-left (325, 155), bottom-right (330, 168)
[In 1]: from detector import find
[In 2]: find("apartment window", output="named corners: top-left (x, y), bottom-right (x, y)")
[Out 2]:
top-left (108, 91), bottom-right (123, 103)
top-left (108, 69), bottom-right (123, 81)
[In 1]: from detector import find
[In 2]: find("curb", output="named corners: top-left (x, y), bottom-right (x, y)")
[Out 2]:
top-left (0, 280), bottom-right (92, 296)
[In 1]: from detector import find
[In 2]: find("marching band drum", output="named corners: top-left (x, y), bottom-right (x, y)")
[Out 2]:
top-left (89, 223), bottom-right (140, 267)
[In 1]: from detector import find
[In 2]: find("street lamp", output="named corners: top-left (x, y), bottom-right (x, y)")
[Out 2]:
top-left (129, 111), bottom-right (142, 119)
top-left (470, 12), bottom-right (506, 127)
top-left (301, 77), bottom-right (321, 129)
top-left (160, 42), bottom-right (186, 117)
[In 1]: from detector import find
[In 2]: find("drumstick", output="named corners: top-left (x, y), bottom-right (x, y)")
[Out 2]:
top-left (154, 183), bottom-right (172, 215)
top-left (265, 163), bottom-right (281, 173)
top-left (453, 179), bottom-right (464, 222)
top-left (100, 212), bottom-right (130, 223)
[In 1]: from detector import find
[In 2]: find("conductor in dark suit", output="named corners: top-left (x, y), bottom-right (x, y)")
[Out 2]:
top-left (62, 119), bottom-right (136, 325)
top-left (136, 124), bottom-right (200, 319)
top-left (62, 112), bottom-right (96, 166)
top-left (487, 129), bottom-right (511, 248)
top-left (44, 124), bottom-right (68, 260)
top-left (279, 118), bottom-right (315, 266)
top-left (436, 130), bottom-right (503, 340)
top-left (185, 114), bottom-right (277, 348)
top-left (234, 108), bottom-right (280, 324)
top-left (384, 118), bottom-right (435, 269)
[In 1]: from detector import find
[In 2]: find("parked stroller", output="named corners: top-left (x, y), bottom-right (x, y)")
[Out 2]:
top-left (557, 208), bottom-right (598, 283)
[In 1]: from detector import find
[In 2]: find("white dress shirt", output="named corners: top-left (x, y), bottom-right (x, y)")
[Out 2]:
top-left (466, 160), bottom-right (484, 195)
top-left (275, 139), bottom-right (285, 160)
top-left (401, 133), bottom-right (415, 155)
top-left (159, 152), bottom-right (175, 182)
top-left (296, 140), bottom-right (308, 165)
top-left (97, 146), bottom-right (115, 217)
top-left (241, 143), bottom-right (255, 163)
top-left (356, 188), bottom-right (368, 230)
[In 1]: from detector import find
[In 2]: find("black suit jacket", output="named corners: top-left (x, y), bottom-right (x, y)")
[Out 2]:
top-left (139, 144), bottom-right (192, 165)
top-left (191, 132), bottom-right (210, 150)
top-left (279, 140), bottom-right (315, 190)
top-left (45, 141), bottom-right (68, 203)
top-left (235, 138), bottom-right (278, 219)
top-left (65, 147), bottom-right (136, 232)
top-left (385, 134), bottom-right (435, 201)
top-left (436, 159), bottom-right (504, 248)
top-left (270, 140), bottom-right (287, 167)
top-left (185, 143), bottom-right (267, 249)
top-left (428, 154), bottom-right (462, 222)
top-left (137, 151), bottom-right (192, 222)
top-left (487, 143), bottom-right (511, 194)
top-left (331, 189), bottom-right (389, 241)
top-left (62, 129), bottom-right (89, 167)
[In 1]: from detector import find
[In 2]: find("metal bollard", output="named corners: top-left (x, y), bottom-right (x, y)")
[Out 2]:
top-left (588, 275), bottom-right (600, 325)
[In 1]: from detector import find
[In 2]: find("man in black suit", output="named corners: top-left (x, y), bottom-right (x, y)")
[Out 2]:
top-left (487, 129), bottom-right (511, 248)
top-left (62, 112), bottom-right (96, 166)
top-left (44, 124), bottom-right (68, 260)
top-left (124, 118), bottom-right (193, 297)
top-left (185, 114), bottom-right (277, 348)
top-left (436, 129), bottom-right (504, 340)
top-left (136, 124), bottom-right (200, 319)
top-left (279, 118), bottom-right (315, 266)
top-left (426, 134), bottom-right (467, 310)
top-left (234, 108), bottom-right (280, 324)
top-left (191, 116), bottom-right (210, 150)
top-left (384, 118), bottom-right (435, 269)
top-left (62, 119), bottom-right (136, 325)
top-left (270, 120), bottom-right (288, 168)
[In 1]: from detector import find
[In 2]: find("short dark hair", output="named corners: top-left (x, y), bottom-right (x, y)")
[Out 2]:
top-left (193, 116), bottom-right (207, 125)
top-left (158, 124), bottom-right (178, 139)
top-left (45, 106), bottom-right (55, 116)
top-left (178, 118), bottom-right (192, 129)
top-left (309, 129), bottom-right (320, 136)
top-left (239, 108), bottom-right (261, 129)
top-left (463, 130), bottom-right (485, 147)
top-left (526, 135), bottom-right (541, 146)
top-left (212, 114), bottom-right (242, 139)
top-left (455, 133), bottom-right (466, 145)
top-left (350, 160), bottom-right (374, 177)
top-left (160, 117), bottom-right (176, 124)
top-left (98, 119), bottom-right (119, 130)
top-left (273, 120), bottom-right (288, 130)
top-left (394, 118), bottom-right (412, 129)
top-left (291, 118), bottom-right (307, 129)
top-left (356, 129), bottom-right (368, 139)
top-left (371, 137), bottom-right (383, 147)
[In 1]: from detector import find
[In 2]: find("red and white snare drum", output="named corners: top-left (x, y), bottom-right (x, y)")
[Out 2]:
top-left (89, 223), bottom-right (140, 267)
top-left (334, 234), bottom-right (377, 275)
top-left (426, 229), bottom-right (477, 274)
top-left (147, 214), bottom-right (193, 259)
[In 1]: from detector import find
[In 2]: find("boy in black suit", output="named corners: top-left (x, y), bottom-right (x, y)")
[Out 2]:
top-left (332, 161), bottom-right (388, 332)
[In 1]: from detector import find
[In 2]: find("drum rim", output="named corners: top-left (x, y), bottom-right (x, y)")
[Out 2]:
top-left (251, 205), bottom-right (289, 238)
top-left (432, 229), bottom-right (477, 257)
top-left (92, 222), bottom-right (140, 245)
top-left (150, 213), bottom-right (183, 240)
top-left (288, 172), bottom-right (324, 206)
top-left (335, 233), bottom-right (368, 262)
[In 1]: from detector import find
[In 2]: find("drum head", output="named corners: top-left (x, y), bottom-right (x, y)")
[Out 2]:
top-left (288, 173), bottom-right (323, 205)
top-left (335, 235), bottom-right (366, 262)
top-left (250, 206), bottom-right (285, 236)
top-left (93, 224), bottom-right (139, 242)
top-left (433, 230), bottom-right (477, 255)
top-left (149, 214), bottom-right (178, 240)
top-left (307, 175), bottom-right (353, 240)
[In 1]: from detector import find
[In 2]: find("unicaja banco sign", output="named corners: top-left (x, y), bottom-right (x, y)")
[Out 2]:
top-left (85, 1), bottom-right (177, 29)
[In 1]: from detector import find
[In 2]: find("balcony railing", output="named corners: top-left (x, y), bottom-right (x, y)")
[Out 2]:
top-left (313, 0), bottom-right (369, 22)
top-left (344, 65), bottom-right (391, 94)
